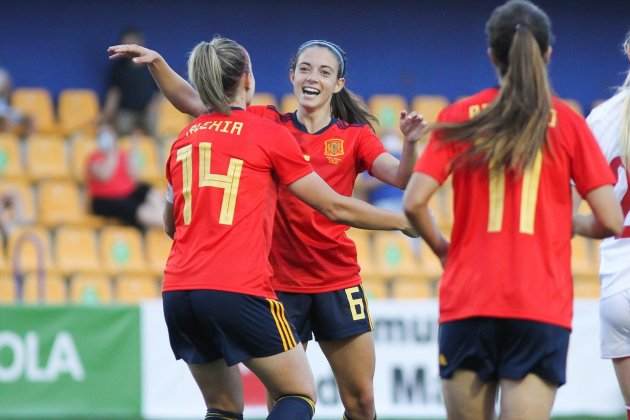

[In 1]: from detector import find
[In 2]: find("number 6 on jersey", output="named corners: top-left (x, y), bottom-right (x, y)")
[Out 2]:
top-left (176, 143), bottom-right (244, 225)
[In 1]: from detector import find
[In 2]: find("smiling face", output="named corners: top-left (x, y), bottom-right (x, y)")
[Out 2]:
top-left (290, 46), bottom-right (345, 112)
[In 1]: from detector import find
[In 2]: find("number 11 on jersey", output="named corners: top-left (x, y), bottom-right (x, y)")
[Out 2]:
top-left (176, 143), bottom-right (244, 226)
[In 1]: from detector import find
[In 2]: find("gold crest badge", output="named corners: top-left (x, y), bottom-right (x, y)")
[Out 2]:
top-left (324, 138), bottom-right (344, 164)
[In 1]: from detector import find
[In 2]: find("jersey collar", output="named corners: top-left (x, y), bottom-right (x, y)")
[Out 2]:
top-left (291, 112), bottom-right (337, 135)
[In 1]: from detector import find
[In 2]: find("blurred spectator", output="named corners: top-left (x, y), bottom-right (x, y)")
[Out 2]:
top-left (102, 28), bottom-right (160, 136)
top-left (0, 188), bottom-right (30, 252)
top-left (0, 68), bottom-right (32, 136)
top-left (86, 125), bottom-right (164, 230)
top-left (354, 130), bottom-right (405, 211)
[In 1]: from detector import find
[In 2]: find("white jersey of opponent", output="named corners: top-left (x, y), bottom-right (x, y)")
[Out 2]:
top-left (586, 89), bottom-right (630, 299)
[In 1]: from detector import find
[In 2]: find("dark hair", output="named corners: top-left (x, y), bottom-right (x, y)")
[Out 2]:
top-left (290, 40), bottom-right (378, 130)
top-left (434, 0), bottom-right (554, 172)
top-left (188, 36), bottom-right (250, 115)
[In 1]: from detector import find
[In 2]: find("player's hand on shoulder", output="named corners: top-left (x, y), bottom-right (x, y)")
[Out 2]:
top-left (399, 110), bottom-right (428, 143)
top-left (107, 44), bottom-right (161, 65)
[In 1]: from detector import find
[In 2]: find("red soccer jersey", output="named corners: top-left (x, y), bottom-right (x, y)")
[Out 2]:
top-left (162, 109), bottom-right (313, 298)
top-left (415, 88), bottom-right (615, 329)
top-left (87, 150), bottom-right (136, 198)
top-left (248, 106), bottom-right (386, 293)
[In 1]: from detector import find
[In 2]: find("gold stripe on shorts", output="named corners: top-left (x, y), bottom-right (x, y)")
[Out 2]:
top-left (267, 299), bottom-right (289, 351)
top-left (275, 300), bottom-right (297, 348)
top-left (360, 285), bottom-right (374, 330)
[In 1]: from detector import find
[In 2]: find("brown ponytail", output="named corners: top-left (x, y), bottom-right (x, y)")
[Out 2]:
top-left (434, 0), bottom-right (554, 172)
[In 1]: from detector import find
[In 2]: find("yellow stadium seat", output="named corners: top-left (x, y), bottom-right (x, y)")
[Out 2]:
top-left (373, 231), bottom-right (420, 280)
top-left (250, 92), bottom-right (277, 107)
top-left (146, 228), bottom-right (171, 275)
top-left (412, 95), bottom-right (449, 125)
top-left (11, 88), bottom-right (58, 134)
top-left (574, 277), bottom-right (600, 298)
top-left (26, 135), bottom-right (70, 180)
top-left (55, 226), bottom-right (101, 275)
top-left (346, 228), bottom-right (376, 280)
top-left (391, 279), bottom-right (433, 299)
top-left (58, 89), bottom-right (100, 136)
top-left (0, 133), bottom-right (23, 179)
top-left (563, 99), bottom-right (583, 116)
top-left (7, 226), bottom-right (54, 273)
top-left (156, 98), bottom-right (191, 140)
top-left (22, 272), bottom-right (66, 304)
top-left (70, 274), bottom-right (112, 304)
top-left (361, 280), bottom-right (388, 299)
top-left (116, 274), bottom-right (159, 303)
top-left (0, 180), bottom-right (35, 222)
top-left (38, 180), bottom-right (84, 226)
top-left (70, 136), bottom-right (97, 181)
top-left (120, 135), bottom-right (161, 183)
top-left (280, 94), bottom-right (298, 113)
top-left (0, 279), bottom-right (16, 303)
top-left (100, 226), bottom-right (147, 274)
top-left (368, 95), bottom-right (407, 134)
top-left (417, 244), bottom-right (444, 281)
top-left (572, 237), bottom-right (598, 280)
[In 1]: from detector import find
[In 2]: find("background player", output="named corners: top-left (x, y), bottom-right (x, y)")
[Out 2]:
top-left (109, 39), bottom-right (425, 420)
top-left (162, 36), bottom-right (416, 420)
top-left (403, 1), bottom-right (623, 419)
top-left (574, 29), bottom-right (630, 420)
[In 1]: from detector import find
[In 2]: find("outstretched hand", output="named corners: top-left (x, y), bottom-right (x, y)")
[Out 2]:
top-left (107, 44), bottom-right (161, 65)
top-left (399, 110), bottom-right (428, 143)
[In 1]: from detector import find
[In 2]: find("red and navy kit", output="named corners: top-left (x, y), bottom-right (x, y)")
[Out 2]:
top-left (248, 105), bottom-right (386, 293)
top-left (87, 150), bottom-right (136, 198)
top-left (415, 88), bottom-right (615, 329)
top-left (163, 109), bottom-right (313, 298)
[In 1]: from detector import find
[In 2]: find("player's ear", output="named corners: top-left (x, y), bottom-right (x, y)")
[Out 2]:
top-left (333, 77), bottom-right (345, 94)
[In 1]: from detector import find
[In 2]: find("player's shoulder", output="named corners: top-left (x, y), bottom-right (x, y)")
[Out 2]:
top-left (586, 90), bottom-right (627, 127)
top-left (247, 104), bottom-right (293, 125)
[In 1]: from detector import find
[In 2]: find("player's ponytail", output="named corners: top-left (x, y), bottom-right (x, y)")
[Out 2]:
top-left (620, 31), bottom-right (630, 166)
top-left (433, 0), bottom-right (554, 172)
top-left (291, 40), bottom-right (378, 130)
top-left (188, 36), bottom-right (250, 115)
top-left (331, 87), bottom-right (378, 131)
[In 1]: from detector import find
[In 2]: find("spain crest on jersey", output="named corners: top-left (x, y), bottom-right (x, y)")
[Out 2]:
top-left (324, 138), bottom-right (344, 164)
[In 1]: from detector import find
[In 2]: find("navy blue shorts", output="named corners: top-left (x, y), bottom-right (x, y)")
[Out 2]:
top-left (163, 290), bottom-right (299, 366)
top-left (277, 285), bottom-right (372, 343)
top-left (438, 317), bottom-right (570, 386)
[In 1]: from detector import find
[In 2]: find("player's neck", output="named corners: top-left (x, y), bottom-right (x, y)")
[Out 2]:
top-left (296, 105), bottom-right (332, 134)
top-left (229, 92), bottom-right (248, 111)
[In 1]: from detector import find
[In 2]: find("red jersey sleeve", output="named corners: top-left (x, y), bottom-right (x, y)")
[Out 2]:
top-left (414, 108), bottom-right (458, 184)
top-left (268, 126), bottom-right (313, 185)
top-left (356, 125), bottom-right (386, 174)
top-left (569, 114), bottom-right (616, 197)
top-left (247, 105), bottom-right (283, 123)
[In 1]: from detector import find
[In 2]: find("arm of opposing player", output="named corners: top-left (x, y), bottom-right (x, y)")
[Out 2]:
top-left (573, 186), bottom-right (622, 239)
top-left (107, 44), bottom-right (206, 117)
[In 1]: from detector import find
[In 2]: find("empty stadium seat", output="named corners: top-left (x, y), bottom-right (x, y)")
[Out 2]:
top-left (38, 180), bottom-right (84, 226)
top-left (11, 88), bottom-right (58, 134)
top-left (250, 92), bottom-right (277, 107)
top-left (69, 136), bottom-right (97, 181)
top-left (115, 274), bottom-right (159, 303)
top-left (70, 274), bottom-right (113, 304)
top-left (58, 89), bottom-right (100, 136)
top-left (145, 228), bottom-right (171, 275)
top-left (280, 94), bottom-right (298, 113)
top-left (119, 135), bottom-right (161, 183)
top-left (361, 280), bottom-right (388, 299)
top-left (26, 135), bottom-right (70, 180)
top-left (373, 231), bottom-right (420, 280)
top-left (100, 226), bottom-right (147, 274)
top-left (0, 133), bottom-right (23, 179)
top-left (55, 226), bottom-right (101, 274)
top-left (7, 226), bottom-right (54, 273)
top-left (0, 278), bottom-right (16, 303)
top-left (0, 180), bottom-right (36, 222)
top-left (368, 95), bottom-right (407, 134)
top-left (571, 237), bottom-right (598, 280)
top-left (346, 228), bottom-right (376, 280)
top-left (412, 95), bottom-right (449, 125)
top-left (156, 99), bottom-right (191, 140)
top-left (391, 279), bottom-right (433, 299)
top-left (22, 272), bottom-right (66, 304)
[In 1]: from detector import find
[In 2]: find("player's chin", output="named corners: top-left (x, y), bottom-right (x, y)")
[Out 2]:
top-left (298, 94), bottom-right (325, 110)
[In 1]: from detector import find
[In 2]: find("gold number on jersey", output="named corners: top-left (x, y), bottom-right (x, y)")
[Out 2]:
top-left (487, 151), bottom-right (543, 234)
top-left (176, 142), bottom-right (244, 226)
top-left (345, 286), bottom-right (366, 321)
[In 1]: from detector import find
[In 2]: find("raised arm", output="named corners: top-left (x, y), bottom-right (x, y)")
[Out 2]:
top-left (369, 111), bottom-right (426, 189)
top-left (573, 185), bottom-right (623, 239)
top-left (402, 172), bottom-right (449, 265)
top-left (107, 44), bottom-right (206, 117)
top-left (288, 172), bottom-right (417, 237)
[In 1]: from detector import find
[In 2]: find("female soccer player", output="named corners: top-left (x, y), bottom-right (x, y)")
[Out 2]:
top-left (160, 36), bottom-right (415, 420)
top-left (575, 30), bottom-right (630, 420)
top-left (109, 40), bottom-right (425, 420)
top-left (403, 1), bottom-right (623, 419)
